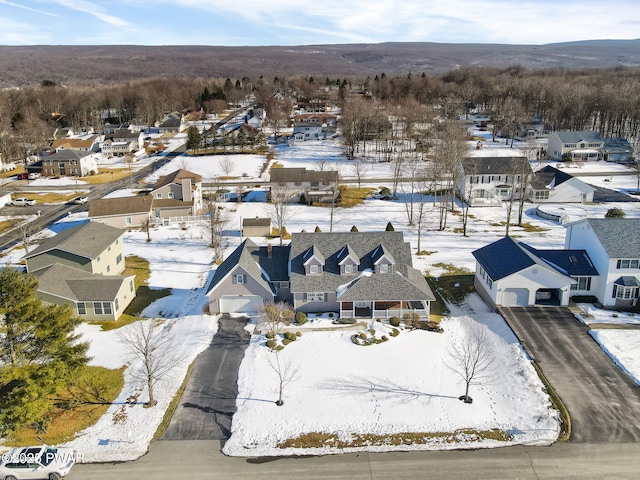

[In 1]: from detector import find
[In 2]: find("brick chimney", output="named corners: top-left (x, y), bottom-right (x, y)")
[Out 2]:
top-left (267, 244), bottom-right (273, 259)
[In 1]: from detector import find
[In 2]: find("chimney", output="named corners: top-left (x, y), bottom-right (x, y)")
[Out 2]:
top-left (267, 244), bottom-right (273, 259)
top-left (181, 177), bottom-right (192, 202)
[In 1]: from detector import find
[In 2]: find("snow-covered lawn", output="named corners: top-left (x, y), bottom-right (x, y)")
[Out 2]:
top-left (223, 298), bottom-right (559, 456)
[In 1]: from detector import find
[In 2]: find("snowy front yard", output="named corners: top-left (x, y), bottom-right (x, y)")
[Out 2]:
top-left (223, 305), bottom-right (559, 456)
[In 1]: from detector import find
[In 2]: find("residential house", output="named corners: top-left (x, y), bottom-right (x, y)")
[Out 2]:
top-left (206, 239), bottom-right (290, 314)
top-left (472, 236), bottom-right (598, 308)
top-left (150, 169), bottom-right (203, 221)
top-left (100, 130), bottom-right (141, 157)
top-left (24, 222), bottom-right (134, 320)
top-left (242, 217), bottom-right (272, 237)
top-left (89, 195), bottom-right (153, 229)
top-left (469, 111), bottom-right (492, 127)
top-left (50, 137), bottom-right (99, 153)
top-left (292, 113), bottom-right (337, 141)
top-left (32, 263), bottom-right (135, 321)
top-left (25, 221), bottom-right (126, 275)
top-left (458, 156), bottom-right (532, 206)
top-left (547, 131), bottom-right (605, 161)
top-left (565, 218), bottom-right (640, 308)
top-left (528, 166), bottom-right (595, 203)
top-left (269, 167), bottom-right (338, 204)
top-left (156, 111), bottom-right (183, 133)
top-left (206, 231), bottom-right (435, 319)
top-left (39, 150), bottom-right (97, 177)
top-left (602, 137), bottom-right (635, 164)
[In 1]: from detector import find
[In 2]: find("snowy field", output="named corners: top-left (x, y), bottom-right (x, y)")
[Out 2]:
top-left (2, 132), bottom-right (640, 460)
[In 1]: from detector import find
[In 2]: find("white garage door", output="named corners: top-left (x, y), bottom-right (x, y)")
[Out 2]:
top-left (219, 295), bottom-right (263, 314)
top-left (502, 288), bottom-right (529, 306)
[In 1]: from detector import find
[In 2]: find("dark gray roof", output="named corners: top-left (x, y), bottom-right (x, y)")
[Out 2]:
top-left (472, 237), bottom-right (535, 280)
top-left (462, 156), bottom-right (531, 175)
top-left (41, 149), bottom-right (92, 161)
top-left (270, 167), bottom-right (338, 184)
top-left (289, 231), bottom-right (434, 301)
top-left (152, 169), bottom-right (202, 190)
top-left (585, 218), bottom-right (640, 258)
top-left (242, 217), bottom-right (271, 227)
top-left (614, 276), bottom-right (640, 287)
top-left (529, 165), bottom-right (575, 190)
top-left (520, 244), bottom-right (599, 276)
top-left (554, 130), bottom-right (604, 144)
top-left (89, 195), bottom-right (153, 217)
top-left (602, 137), bottom-right (634, 154)
top-left (206, 239), bottom-right (289, 295)
top-left (26, 221), bottom-right (124, 260)
top-left (32, 263), bottom-right (132, 301)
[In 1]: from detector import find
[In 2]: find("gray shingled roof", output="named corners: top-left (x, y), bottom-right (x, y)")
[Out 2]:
top-left (206, 239), bottom-right (289, 295)
top-left (89, 195), bottom-right (153, 217)
top-left (554, 130), bottom-right (604, 144)
top-left (32, 263), bottom-right (132, 301)
top-left (270, 167), bottom-right (338, 184)
top-left (41, 149), bottom-right (92, 161)
top-left (289, 231), bottom-right (433, 301)
top-left (586, 218), bottom-right (640, 258)
top-left (529, 165), bottom-right (575, 190)
top-left (242, 217), bottom-right (271, 227)
top-left (152, 169), bottom-right (202, 190)
top-left (462, 156), bottom-right (531, 175)
top-left (26, 221), bottom-right (124, 260)
top-left (520, 243), bottom-right (599, 276)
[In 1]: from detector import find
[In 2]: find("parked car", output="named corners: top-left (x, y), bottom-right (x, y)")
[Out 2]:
top-left (27, 172), bottom-right (41, 180)
top-left (11, 197), bottom-right (36, 207)
top-left (16, 173), bottom-right (29, 180)
top-left (0, 445), bottom-right (76, 480)
top-left (72, 196), bottom-right (88, 205)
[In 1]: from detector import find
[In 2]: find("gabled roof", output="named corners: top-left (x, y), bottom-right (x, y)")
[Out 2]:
top-left (152, 169), bottom-right (202, 190)
top-left (32, 263), bottom-right (132, 302)
top-left (89, 195), bottom-right (153, 217)
top-left (206, 239), bottom-right (289, 296)
top-left (51, 138), bottom-right (96, 150)
top-left (337, 244), bottom-right (359, 265)
top-left (289, 231), bottom-right (433, 301)
top-left (25, 221), bottom-right (124, 260)
top-left (242, 217), bottom-right (271, 227)
top-left (461, 156), bottom-right (531, 175)
top-left (371, 244), bottom-right (395, 264)
top-left (303, 245), bottom-right (325, 265)
top-left (41, 150), bottom-right (92, 162)
top-left (529, 165), bottom-right (575, 190)
top-left (583, 218), bottom-right (640, 258)
top-left (270, 167), bottom-right (338, 184)
top-left (614, 276), bottom-right (640, 287)
top-left (602, 137), bottom-right (634, 154)
top-left (520, 244), bottom-right (599, 276)
top-left (553, 130), bottom-right (604, 144)
top-left (472, 237), bottom-right (536, 280)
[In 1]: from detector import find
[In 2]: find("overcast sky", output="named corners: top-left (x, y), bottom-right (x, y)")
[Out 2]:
top-left (1, 0), bottom-right (638, 46)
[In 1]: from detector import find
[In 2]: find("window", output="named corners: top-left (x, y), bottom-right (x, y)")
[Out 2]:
top-left (617, 259), bottom-right (640, 269)
top-left (94, 302), bottom-right (103, 315)
top-left (235, 274), bottom-right (245, 284)
top-left (571, 277), bottom-right (592, 291)
top-left (306, 292), bottom-right (325, 302)
top-left (103, 303), bottom-right (112, 315)
top-left (114, 298), bottom-right (119, 311)
top-left (77, 302), bottom-right (86, 315)
top-left (130, 280), bottom-right (134, 292)
top-left (613, 285), bottom-right (638, 299)
top-left (116, 253), bottom-right (122, 264)
top-left (125, 217), bottom-right (132, 225)
top-left (344, 264), bottom-right (356, 274)
top-left (309, 264), bottom-right (321, 273)
top-left (534, 190), bottom-right (550, 200)
top-left (156, 193), bottom-right (162, 199)
top-left (168, 192), bottom-right (174, 199)
top-left (379, 263), bottom-right (390, 273)
top-left (96, 256), bottom-right (101, 262)
top-left (106, 265), bottom-right (111, 273)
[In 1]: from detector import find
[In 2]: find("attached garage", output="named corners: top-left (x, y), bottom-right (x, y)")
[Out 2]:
top-left (219, 295), bottom-right (263, 314)
top-left (502, 288), bottom-right (529, 306)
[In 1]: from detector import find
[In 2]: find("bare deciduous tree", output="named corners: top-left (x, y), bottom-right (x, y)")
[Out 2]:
top-left (218, 156), bottom-right (235, 177)
top-left (203, 194), bottom-right (232, 264)
top-left (118, 319), bottom-right (181, 407)
top-left (267, 350), bottom-right (298, 406)
top-left (446, 321), bottom-right (496, 404)
top-left (265, 184), bottom-right (296, 246)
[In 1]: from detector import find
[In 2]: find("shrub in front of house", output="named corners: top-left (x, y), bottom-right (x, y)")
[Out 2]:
top-left (333, 317), bottom-right (357, 325)
top-left (389, 316), bottom-right (401, 327)
top-left (284, 332), bottom-right (297, 341)
top-left (390, 328), bottom-right (400, 337)
top-left (294, 312), bottom-right (308, 325)
top-left (266, 340), bottom-right (277, 349)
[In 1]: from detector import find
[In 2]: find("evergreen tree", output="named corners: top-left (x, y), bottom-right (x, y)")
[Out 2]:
top-left (186, 126), bottom-right (202, 153)
top-left (314, 226), bottom-right (322, 232)
top-left (350, 225), bottom-right (358, 232)
top-left (385, 222), bottom-right (395, 231)
top-left (0, 268), bottom-right (89, 434)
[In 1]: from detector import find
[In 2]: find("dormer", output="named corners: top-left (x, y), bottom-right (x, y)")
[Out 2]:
top-left (371, 244), bottom-right (395, 274)
top-left (303, 245), bottom-right (325, 275)
top-left (337, 244), bottom-right (360, 275)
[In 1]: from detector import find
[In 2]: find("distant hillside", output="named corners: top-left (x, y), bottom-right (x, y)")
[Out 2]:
top-left (1, 40), bottom-right (639, 87)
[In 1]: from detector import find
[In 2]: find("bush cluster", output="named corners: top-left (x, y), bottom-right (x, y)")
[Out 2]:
top-left (389, 316), bottom-right (400, 327)
top-left (332, 317), bottom-right (356, 325)
top-left (294, 312), bottom-right (308, 325)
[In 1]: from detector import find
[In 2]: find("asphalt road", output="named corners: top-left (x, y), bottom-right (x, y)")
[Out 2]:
top-left (500, 306), bottom-right (640, 442)
top-left (70, 441), bottom-right (640, 479)
top-left (160, 315), bottom-right (251, 441)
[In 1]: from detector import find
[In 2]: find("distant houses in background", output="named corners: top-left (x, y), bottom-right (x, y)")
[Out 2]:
top-left (269, 167), bottom-right (339, 204)
top-left (528, 166), bottom-right (595, 203)
top-left (548, 130), bottom-right (635, 163)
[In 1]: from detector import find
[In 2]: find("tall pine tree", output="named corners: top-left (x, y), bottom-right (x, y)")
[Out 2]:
top-left (0, 268), bottom-right (89, 434)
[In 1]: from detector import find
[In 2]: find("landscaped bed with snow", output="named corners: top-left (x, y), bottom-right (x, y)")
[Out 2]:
top-left (223, 314), bottom-right (560, 456)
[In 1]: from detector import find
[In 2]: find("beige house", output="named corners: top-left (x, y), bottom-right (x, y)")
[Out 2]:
top-left (89, 195), bottom-right (153, 229)
top-left (242, 217), bottom-right (272, 237)
top-left (151, 169), bottom-right (203, 221)
top-left (269, 167), bottom-right (338, 204)
top-left (25, 221), bottom-right (126, 276)
top-left (32, 263), bottom-right (135, 321)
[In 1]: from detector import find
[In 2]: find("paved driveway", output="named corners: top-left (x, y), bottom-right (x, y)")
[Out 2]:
top-left (161, 315), bottom-right (251, 441)
top-left (500, 306), bottom-right (640, 442)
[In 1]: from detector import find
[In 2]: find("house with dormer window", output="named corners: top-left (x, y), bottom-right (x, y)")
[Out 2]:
top-left (547, 130), bottom-right (605, 161)
top-left (206, 231), bottom-right (435, 318)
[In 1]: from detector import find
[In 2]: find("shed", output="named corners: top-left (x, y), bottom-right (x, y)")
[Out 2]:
top-left (242, 217), bottom-right (272, 237)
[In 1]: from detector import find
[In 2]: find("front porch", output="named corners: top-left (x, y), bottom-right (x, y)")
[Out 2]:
top-left (340, 300), bottom-right (430, 320)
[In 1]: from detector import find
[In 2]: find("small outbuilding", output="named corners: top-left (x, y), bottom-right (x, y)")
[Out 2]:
top-left (242, 217), bottom-right (272, 237)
